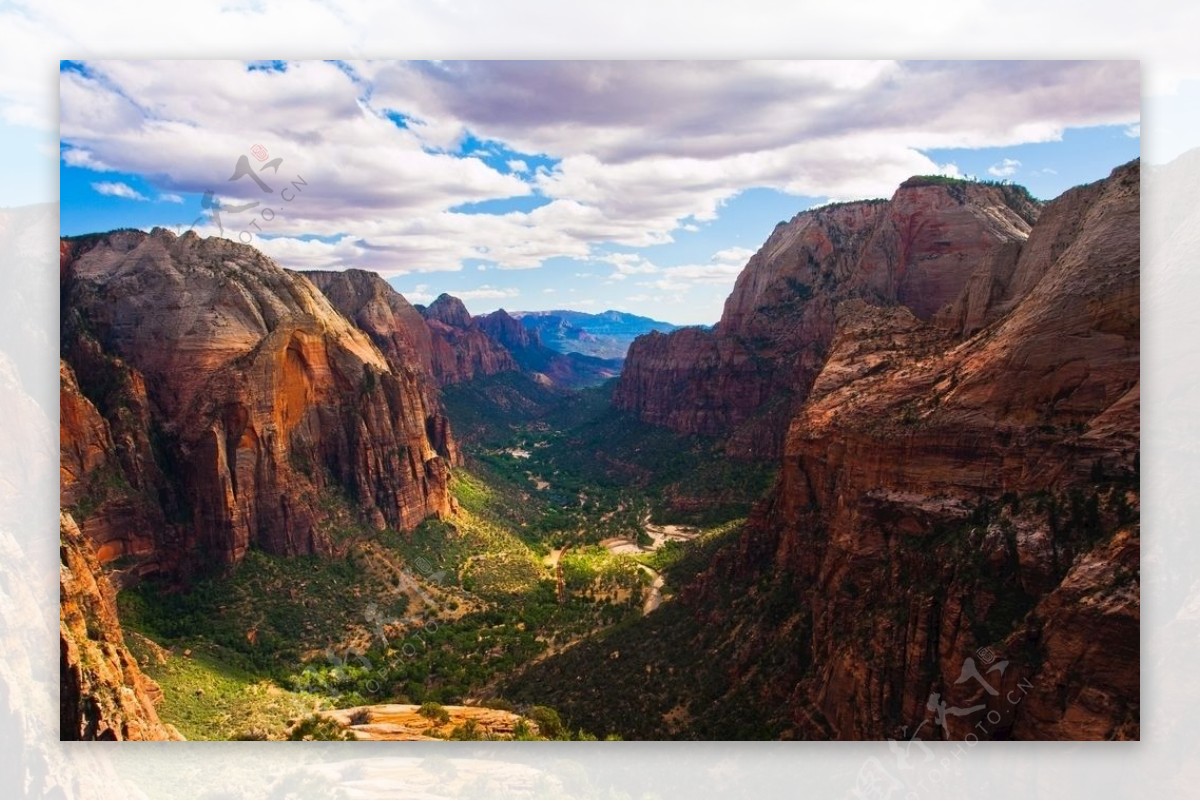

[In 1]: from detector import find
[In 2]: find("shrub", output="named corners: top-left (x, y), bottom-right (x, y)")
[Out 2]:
top-left (418, 701), bottom-right (451, 725)
top-left (449, 718), bottom-right (485, 741)
top-left (528, 705), bottom-right (566, 740)
top-left (287, 714), bottom-right (352, 741)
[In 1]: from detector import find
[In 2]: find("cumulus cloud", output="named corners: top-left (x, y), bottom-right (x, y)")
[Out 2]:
top-left (987, 158), bottom-right (1022, 177)
top-left (63, 147), bottom-right (112, 171)
top-left (391, 282), bottom-right (517, 306)
top-left (711, 246), bottom-right (755, 264)
top-left (60, 59), bottom-right (1140, 276)
top-left (640, 261), bottom-right (744, 292)
top-left (91, 180), bottom-right (146, 200)
top-left (158, 192), bottom-right (184, 203)
top-left (446, 284), bottom-right (519, 301)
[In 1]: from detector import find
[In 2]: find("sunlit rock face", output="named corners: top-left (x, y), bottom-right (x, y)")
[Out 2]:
top-left (615, 178), bottom-right (1040, 458)
top-left (691, 162), bottom-right (1139, 740)
top-left (60, 229), bottom-right (455, 573)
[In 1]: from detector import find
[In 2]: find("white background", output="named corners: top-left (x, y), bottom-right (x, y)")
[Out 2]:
top-left (1, 2), bottom-right (1195, 798)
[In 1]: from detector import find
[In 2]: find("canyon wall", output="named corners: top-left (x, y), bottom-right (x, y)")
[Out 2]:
top-left (696, 161), bottom-right (1140, 739)
top-left (60, 512), bottom-right (181, 740)
top-left (60, 229), bottom-right (456, 575)
top-left (614, 179), bottom-right (1040, 457)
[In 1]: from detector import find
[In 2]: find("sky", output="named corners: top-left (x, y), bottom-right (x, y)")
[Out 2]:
top-left (58, 60), bottom-right (1140, 325)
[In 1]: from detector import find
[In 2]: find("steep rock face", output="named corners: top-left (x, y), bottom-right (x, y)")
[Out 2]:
top-left (59, 512), bottom-right (180, 740)
top-left (61, 229), bottom-right (454, 572)
top-left (419, 294), bottom-right (518, 385)
top-left (478, 307), bottom-right (623, 389)
top-left (59, 358), bottom-right (171, 574)
top-left (478, 308), bottom-right (539, 352)
top-left (301, 270), bottom-right (460, 463)
top-left (302, 269), bottom-right (436, 385)
top-left (727, 161), bottom-right (1139, 740)
top-left (614, 180), bottom-right (1039, 456)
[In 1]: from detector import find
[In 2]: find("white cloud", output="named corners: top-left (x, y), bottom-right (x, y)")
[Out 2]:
top-left (399, 283), bottom-right (434, 304)
top-left (63, 147), bottom-right (112, 171)
top-left (91, 180), bottom-right (146, 200)
top-left (449, 285), bottom-right (519, 301)
top-left (641, 261), bottom-right (744, 292)
top-left (158, 192), bottom-right (184, 203)
top-left (59, 59), bottom-right (1140, 277)
top-left (392, 282), bottom-right (517, 305)
top-left (1125, 122), bottom-right (1141, 138)
top-left (987, 158), bottom-right (1022, 177)
top-left (600, 252), bottom-right (660, 275)
top-left (710, 246), bottom-right (755, 265)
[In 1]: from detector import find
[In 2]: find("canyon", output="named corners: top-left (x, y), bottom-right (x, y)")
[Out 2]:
top-left (512, 161), bottom-right (1139, 741)
top-left (59, 164), bottom-right (1139, 742)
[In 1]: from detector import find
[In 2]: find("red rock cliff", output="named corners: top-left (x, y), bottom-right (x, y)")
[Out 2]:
top-left (689, 161), bottom-right (1139, 740)
top-left (420, 294), bottom-right (519, 385)
top-left (60, 229), bottom-right (455, 573)
top-left (301, 269), bottom-right (460, 463)
top-left (60, 511), bottom-right (181, 740)
top-left (614, 179), bottom-right (1039, 457)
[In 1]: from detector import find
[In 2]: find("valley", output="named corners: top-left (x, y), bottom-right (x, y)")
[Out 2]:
top-left (59, 162), bottom-right (1140, 742)
top-left (108, 381), bottom-right (772, 740)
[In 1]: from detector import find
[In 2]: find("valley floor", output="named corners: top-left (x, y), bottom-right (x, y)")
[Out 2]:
top-left (117, 381), bottom-right (774, 741)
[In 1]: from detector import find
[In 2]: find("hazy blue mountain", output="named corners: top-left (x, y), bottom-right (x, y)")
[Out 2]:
top-left (511, 309), bottom-right (681, 359)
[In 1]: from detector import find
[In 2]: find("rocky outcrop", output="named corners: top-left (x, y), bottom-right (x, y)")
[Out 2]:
top-left (59, 511), bottom-right (181, 740)
top-left (419, 298), bottom-right (621, 391)
top-left (614, 179), bottom-right (1040, 457)
top-left (302, 270), bottom-right (460, 463)
top-left (478, 308), bottom-right (539, 352)
top-left (510, 163), bottom-right (1139, 742)
top-left (318, 703), bottom-right (539, 741)
top-left (420, 294), bottom-right (519, 385)
top-left (303, 269), bottom-right (437, 387)
top-left (717, 161), bottom-right (1140, 739)
top-left (61, 229), bottom-right (455, 572)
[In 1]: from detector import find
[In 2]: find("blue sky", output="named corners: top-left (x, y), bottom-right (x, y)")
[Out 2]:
top-left (58, 60), bottom-right (1140, 324)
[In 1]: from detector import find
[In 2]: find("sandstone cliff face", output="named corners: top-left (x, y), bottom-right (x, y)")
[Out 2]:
top-left (303, 269), bottom-right (437, 386)
top-left (301, 270), bottom-right (460, 464)
top-left (61, 229), bottom-right (455, 572)
top-left (697, 161), bottom-right (1140, 740)
top-left (614, 180), bottom-right (1040, 457)
top-left (418, 297), bottom-right (621, 391)
top-left (477, 308), bottom-right (539, 352)
top-left (59, 511), bottom-right (180, 740)
top-left (477, 308), bottom-right (622, 389)
top-left (420, 294), bottom-right (519, 385)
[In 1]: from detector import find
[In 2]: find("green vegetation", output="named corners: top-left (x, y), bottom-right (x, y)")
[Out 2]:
top-left (123, 634), bottom-right (329, 741)
top-left (418, 701), bottom-right (451, 725)
top-left (116, 372), bottom-right (779, 740)
top-left (287, 714), bottom-right (354, 741)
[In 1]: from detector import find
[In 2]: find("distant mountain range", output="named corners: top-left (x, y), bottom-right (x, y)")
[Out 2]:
top-left (510, 309), bottom-right (680, 360)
